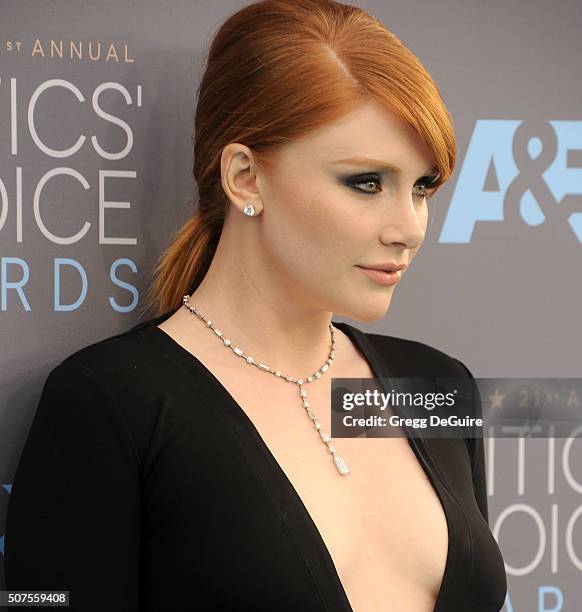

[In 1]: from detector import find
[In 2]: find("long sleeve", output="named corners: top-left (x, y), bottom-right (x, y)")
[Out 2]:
top-left (453, 357), bottom-right (489, 524)
top-left (4, 360), bottom-right (141, 611)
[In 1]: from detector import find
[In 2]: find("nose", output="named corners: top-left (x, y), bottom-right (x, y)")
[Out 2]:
top-left (378, 192), bottom-right (427, 250)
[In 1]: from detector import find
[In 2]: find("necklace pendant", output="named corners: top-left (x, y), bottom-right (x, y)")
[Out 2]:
top-left (182, 296), bottom-right (350, 475)
top-left (333, 454), bottom-right (350, 475)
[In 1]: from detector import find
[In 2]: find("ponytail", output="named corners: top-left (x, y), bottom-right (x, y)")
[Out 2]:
top-left (139, 212), bottom-right (220, 318)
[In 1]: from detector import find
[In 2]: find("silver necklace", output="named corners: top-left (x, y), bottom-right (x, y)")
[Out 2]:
top-left (182, 294), bottom-right (350, 475)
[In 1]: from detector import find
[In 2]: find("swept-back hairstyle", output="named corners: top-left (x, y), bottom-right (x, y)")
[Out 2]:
top-left (141, 0), bottom-right (456, 317)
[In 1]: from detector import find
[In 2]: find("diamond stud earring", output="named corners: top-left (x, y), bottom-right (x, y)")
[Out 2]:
top-left (243, 204), bottom-right (256, 216)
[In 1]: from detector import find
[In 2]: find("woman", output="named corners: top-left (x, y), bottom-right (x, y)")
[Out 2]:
top-left (4, 0), bottom-right (507, 610)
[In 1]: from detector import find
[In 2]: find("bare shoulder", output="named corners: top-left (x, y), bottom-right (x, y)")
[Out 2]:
top-left (155, 307), bottom-right (241, 371)
top-left (156, 306), bottom-right (208, 349)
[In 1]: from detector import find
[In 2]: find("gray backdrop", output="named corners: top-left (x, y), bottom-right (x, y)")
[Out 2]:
top-left (1, 1), bottom-right (581, 609)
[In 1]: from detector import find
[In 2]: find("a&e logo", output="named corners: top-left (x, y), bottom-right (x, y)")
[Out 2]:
top-left (439, 120), bottom-right (582, 243)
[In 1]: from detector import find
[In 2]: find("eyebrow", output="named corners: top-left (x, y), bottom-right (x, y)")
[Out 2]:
top-left (330, 156), bottom-right (439, 178)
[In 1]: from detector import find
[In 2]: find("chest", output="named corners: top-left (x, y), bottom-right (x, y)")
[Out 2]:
top-left (214, 359), bottom-right (450, 612)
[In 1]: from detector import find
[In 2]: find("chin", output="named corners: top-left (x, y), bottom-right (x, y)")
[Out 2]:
top-left (335, 295), bottom-right (394, 324)
top-left (355, 310), bottom-right (390, 324)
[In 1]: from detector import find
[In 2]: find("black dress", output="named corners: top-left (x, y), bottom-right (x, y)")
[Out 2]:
top-left (4, 309), bottom-right (507, 611)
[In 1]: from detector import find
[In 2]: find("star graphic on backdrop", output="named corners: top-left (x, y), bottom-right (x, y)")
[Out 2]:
top-left (488, 388), bottom-right (505, 410)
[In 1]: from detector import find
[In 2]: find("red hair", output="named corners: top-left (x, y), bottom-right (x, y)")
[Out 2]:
top-left (140, 0), bottom-right (456, 317)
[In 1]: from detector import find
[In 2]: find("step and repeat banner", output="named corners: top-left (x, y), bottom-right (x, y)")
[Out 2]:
top-left (1, 1), bottom-right (581, 610)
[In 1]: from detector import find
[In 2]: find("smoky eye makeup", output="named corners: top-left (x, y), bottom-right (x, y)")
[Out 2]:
top-left (419, 173), bottom-right (441, 190)
top-left (420, 174), bottom-right (442, 197)
top-left (339, 171), bottom-right (440, 195)
top-left (340, 172), bottom-right (383, 193)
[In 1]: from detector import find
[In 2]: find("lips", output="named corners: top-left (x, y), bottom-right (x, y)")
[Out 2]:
top-left (356, 263), bottom-right (407, 273)
top-left (357, 266), bottom-right (402, 286)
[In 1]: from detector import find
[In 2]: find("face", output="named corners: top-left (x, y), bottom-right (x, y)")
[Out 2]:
top-left (248, 102), bottom-right (440, 323)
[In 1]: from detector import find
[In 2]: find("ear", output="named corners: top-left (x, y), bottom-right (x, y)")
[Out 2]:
top-left (220, 143), bottom-right (264, 215)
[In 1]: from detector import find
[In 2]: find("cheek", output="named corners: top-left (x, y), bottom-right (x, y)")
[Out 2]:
top-left (420, 205), bottom-right (429, 228)
top-left (419, 206), bottom-right (429, 242)
top-left (410, 205), bottom-right (429, 259)
top-left (281, 190), bottom-right (354, 270)
top-left (262, 181), bottom-right (359, 276)
top-left (294, 187), bottom-right (364, 261)
top-left (264, 200), bottom-right (362, 295)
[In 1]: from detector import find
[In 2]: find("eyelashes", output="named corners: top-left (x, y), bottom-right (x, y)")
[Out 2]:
top-left (342, 173), bottom-right (439, 198)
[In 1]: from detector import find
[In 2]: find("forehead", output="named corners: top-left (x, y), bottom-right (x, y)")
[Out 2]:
top-left (277, 102), bottom-right (435, 175)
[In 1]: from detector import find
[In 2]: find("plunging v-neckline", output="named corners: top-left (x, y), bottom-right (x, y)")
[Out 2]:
top-left (142, 313), bottom-right (457, 611)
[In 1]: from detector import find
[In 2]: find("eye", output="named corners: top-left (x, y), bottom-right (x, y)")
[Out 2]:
top-left (344, 173), bottom-right (439, 199)
top-left (343, 173), bottom-right (383, 195)
top-left (412, 182), bottom-right (430, 200)
top-left (415, 175), bottom-right (440, 200)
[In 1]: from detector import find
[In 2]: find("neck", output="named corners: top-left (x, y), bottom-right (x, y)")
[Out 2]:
top-left (182, 237), bottom-right (336, 376)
